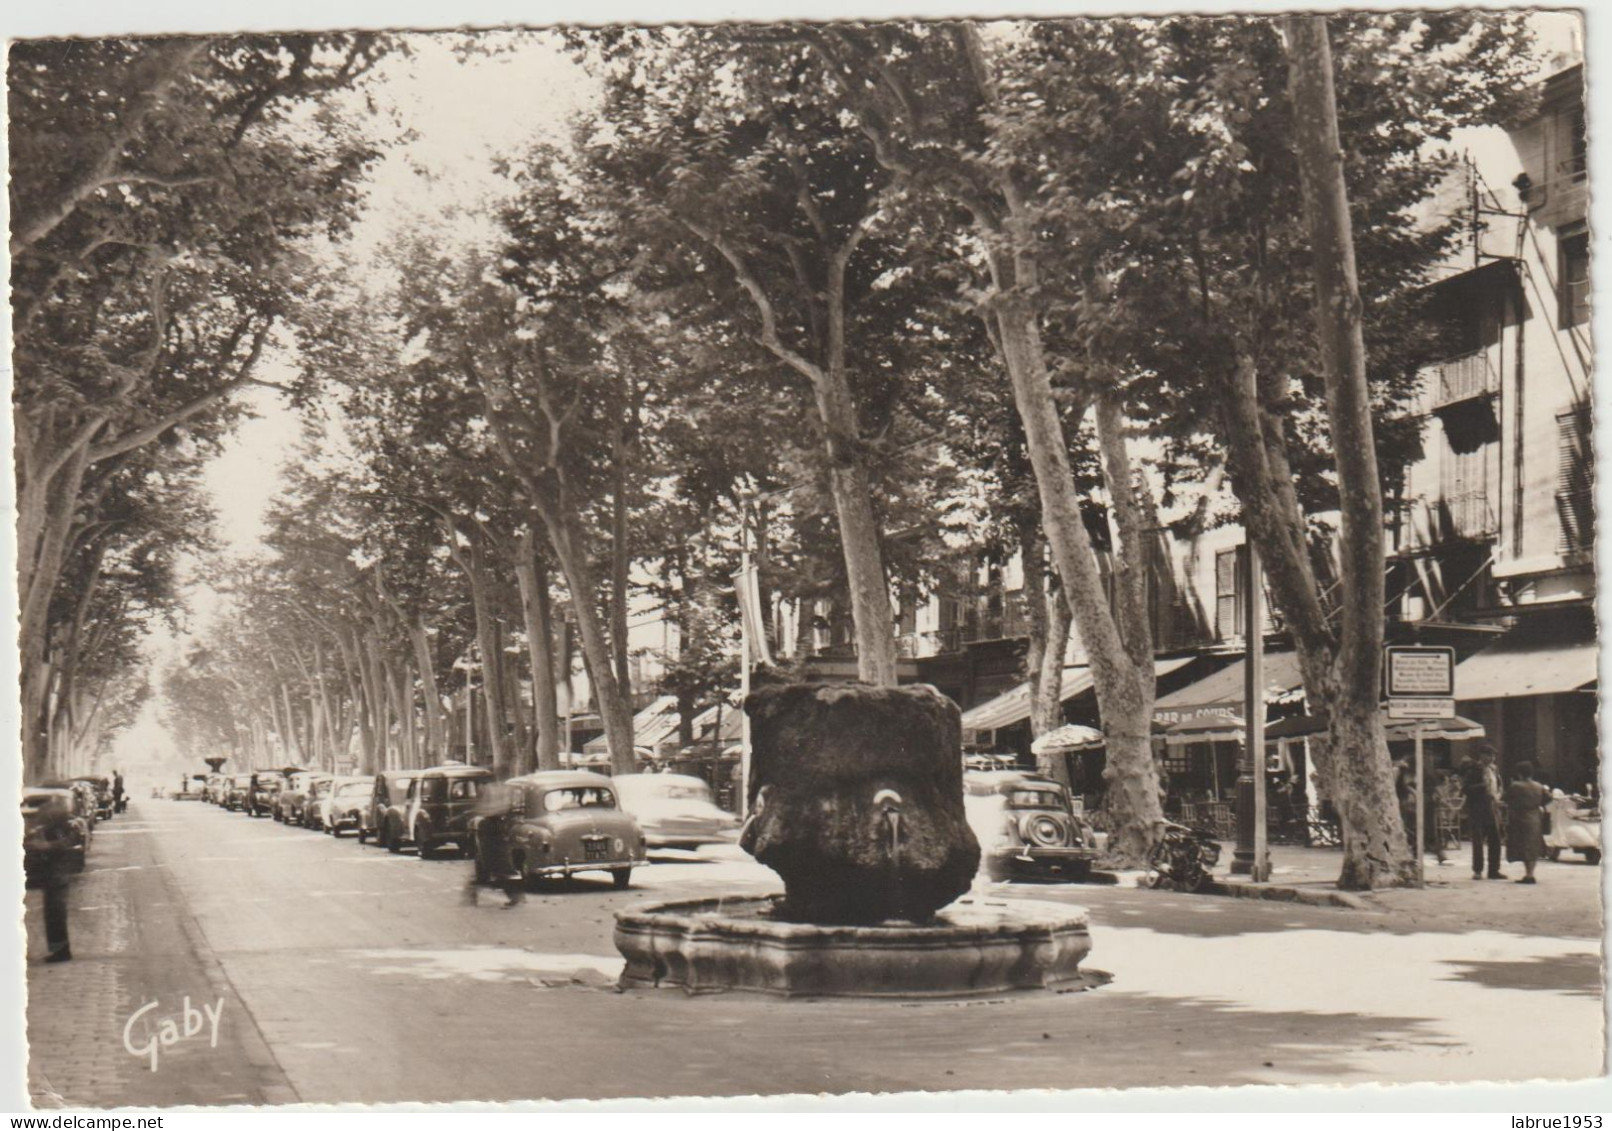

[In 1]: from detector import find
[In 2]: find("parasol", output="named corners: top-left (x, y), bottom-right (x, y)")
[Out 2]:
top-left (1260, 713), bottom-right (1486, 742)
top-left (1030, 723), bottom-right (1106, 755)
top-left (1164, 713), bottom-right (1246, 746)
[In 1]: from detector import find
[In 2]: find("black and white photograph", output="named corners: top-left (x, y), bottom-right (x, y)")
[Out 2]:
top-left (7, 0), bottom-right (1606, 1112)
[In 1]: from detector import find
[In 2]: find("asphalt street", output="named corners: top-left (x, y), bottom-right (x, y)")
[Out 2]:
top-left (23, 797), bottom-right (1605, 1107)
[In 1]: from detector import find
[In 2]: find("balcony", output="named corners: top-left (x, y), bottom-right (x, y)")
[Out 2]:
top-left (1424, 351), bottom-right (1500, 410)
top-left (1440, 490), bottom-right (1498, 541)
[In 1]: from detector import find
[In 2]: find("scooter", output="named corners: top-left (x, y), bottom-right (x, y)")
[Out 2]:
top-left (1144, 820), bottom-right (1222, 893)
top-left (1545, 790), bottom-right (1601, 865)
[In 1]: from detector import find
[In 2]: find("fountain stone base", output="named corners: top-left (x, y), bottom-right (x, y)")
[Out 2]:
top-left (615, 894), bottom-right (1092, 998)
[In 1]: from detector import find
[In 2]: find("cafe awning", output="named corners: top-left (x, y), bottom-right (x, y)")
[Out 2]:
top-left (583, 695), bottom-right (680, 755)
top-left (1153, 651), bottom-right (1307, 725)
top-left (960, 656), bottom-right (1194, 733)
top-left (1454, 639), bottom-right (1599, 701)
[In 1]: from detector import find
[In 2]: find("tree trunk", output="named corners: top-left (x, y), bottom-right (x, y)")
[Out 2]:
top-left (503, 623), bottom-right (531, 774)
top-left (610, 417), bottom-right (634, 695)
top-left (514, 529), bottom-right (562, 772)
top-left (408, 616), bottom-right (447, 766)
top-left (1284, 14), bottom-right (1411, 889)
top-left (826, 461), bottom-right (898, 686)
top-left (541, 506), bottom-right (637, 776)
top-left (460, 541), bottom-right (513, 779)
top-left (989, 297), bottom-right (1163, 865)
top-left (1022, 534), bottom-right (1074, 785)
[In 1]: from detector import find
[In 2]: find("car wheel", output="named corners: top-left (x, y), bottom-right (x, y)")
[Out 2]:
top-left (1546, 846), bottom-right (1563, 861)
top-left (416, 820), bottom-right (436, 860)
top-left (612, 868), bottom-right (632, 891)
top-left (1584, 848), bottom-right (1601, 866)
top-left (386, 819), bottom-right (403, 854)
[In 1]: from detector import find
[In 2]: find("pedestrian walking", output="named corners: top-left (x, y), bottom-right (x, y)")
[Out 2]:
top-left (466, 781), bottom-right (524, 908)
top-left (23, 792), bottom-right (77, 963)
top-left (1504, 761), bottom-right (1551, 884)
top-left (112, 769), bottom-right (126, 814)
top-left (1461, 743), bottom-right (1505, 880)
top-left (1394, 757), bottom-right (1448, 866)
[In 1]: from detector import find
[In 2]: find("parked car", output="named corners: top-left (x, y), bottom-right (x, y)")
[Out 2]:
top-left (400, 764), bottom-right (496, 859)
top-left (43, 780), bottom-right (98, 840)
top-left (204, 773), bottom-right (229, 805)
top-left (963, 752), bottom-right (1020, 772)
top-left (73, 775), bottom-right (115, 820)
top-left (611, 773), bottom-right (739, 850)
top-left (224, 774), bottom-right (252, 812)
top-left (963, 770), bottom-right (1098, 883)
top-left (363, 770), bottom-right (418, 849)
top-left (248, 775), bottom-right (281, 818)
top-left (472, 771), bottom-right (646, 889)
top-left (300, 776), bottom-right (339, 829)
top-left (277, 771), bottom-right (329, 825)
top-left (320, 778), bottom-right (374, 837)
top-left (22, 787), bottom-right (89, 874)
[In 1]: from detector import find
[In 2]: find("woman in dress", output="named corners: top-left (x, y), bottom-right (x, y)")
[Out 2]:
top-left (1504, 761), bottom-right (1551, 884)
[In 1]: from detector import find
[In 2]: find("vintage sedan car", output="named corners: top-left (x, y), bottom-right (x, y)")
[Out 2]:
top-left (223, 774), bottom-right (252, 812)
top-left (473, 771), bottom-right (646, 889)
top-left (320, 778), bottom-right (374, 837)
top-left (276, 771), bottom-right (330, 825)
top-left (204, 773), bottom-right (229, 805)
top-left (400, 764), bottom-right (496, 859)
top-left (300, 776), bottom-right (338, 829)
top-left (72, 775), bottom-right (115, 820)
top-left (42, 780), bottom-right (98, 838)
top-left (23, 787), bottom-right (89, 875)
top-left (611, 773), bottom-right (738, 850)
top-left (248, 775), bottom-right (282, 818)
top-left (363, 770), bottom-right (418, 848)
top-left (963, 770), bottom-right (1098, 883)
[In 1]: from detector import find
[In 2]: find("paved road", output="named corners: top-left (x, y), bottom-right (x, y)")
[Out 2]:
top-left (24, 797), bottom-right (1604, 1107)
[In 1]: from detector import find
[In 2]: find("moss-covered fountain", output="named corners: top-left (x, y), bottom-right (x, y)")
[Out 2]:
top-left (614, 682), bottom-right (1092, 997)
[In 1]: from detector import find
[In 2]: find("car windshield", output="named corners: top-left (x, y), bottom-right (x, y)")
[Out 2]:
top-left (1007, 789), bottom-right (1065, 809)
top-left (335, 783), bottom-right (372, 797)
top-left (542, 787), bottom-right (617, 812)
top-left (659, 782), bottom-right (710, 802)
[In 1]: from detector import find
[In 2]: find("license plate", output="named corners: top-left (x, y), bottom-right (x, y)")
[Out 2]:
top-left (583, 838), bottom-right (608, 861)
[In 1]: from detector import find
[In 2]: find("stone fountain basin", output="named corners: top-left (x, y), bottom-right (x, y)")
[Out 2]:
top-left (614, 894), bottom-right (1092, 998)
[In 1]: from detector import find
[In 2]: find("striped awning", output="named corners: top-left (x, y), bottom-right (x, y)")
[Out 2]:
top-left (961, 656), bottom-right (1193, 733)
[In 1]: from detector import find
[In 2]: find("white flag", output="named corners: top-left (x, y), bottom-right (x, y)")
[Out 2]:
top-left (733, 562), bottom-right (773, 667)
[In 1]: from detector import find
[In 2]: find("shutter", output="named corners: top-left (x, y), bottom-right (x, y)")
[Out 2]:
top-left (1556, 404), bottom-right (1594, 554)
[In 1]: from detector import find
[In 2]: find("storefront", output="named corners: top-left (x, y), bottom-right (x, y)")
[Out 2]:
top-left (1452, 616), bottom-right (1599, 792)
top-left (1151, 651), bottom-right (1307, 811)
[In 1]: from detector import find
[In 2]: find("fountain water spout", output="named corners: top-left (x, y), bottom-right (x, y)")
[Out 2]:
top-left (874, 788), bottom-right (903, 862)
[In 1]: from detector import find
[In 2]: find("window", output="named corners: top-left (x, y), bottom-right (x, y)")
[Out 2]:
top-left (1556, 403), bottom-right (1594, 555)
top-left (1562, 105), bottom-right (1587, 182)
top-left (1559, 224), bottom-right (1589, 329)
top-left (1214, 547), bottom-right (1246, 641)
top-left (542, 787), bottom-right (618, 812)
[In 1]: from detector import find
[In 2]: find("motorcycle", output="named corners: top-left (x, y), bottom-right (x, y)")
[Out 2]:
top-left (1545, 790), bottom-right (1601, 865)
top-left (1144, 820), bottom-right (1222, 893)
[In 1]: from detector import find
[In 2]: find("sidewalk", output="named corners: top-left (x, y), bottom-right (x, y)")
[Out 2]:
top-left (1206, 840), bottom-right (1604, 934)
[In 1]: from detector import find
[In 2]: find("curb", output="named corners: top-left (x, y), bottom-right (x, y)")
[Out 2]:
top-left (1205, 880), bottom-right (1368, 910)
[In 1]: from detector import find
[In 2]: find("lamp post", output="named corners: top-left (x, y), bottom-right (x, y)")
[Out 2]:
top-left (1232, 541), bottom-right (1270, 879)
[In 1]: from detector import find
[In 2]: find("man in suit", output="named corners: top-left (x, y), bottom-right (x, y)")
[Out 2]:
top-left (1462, 743), bottom-right (1505, 880)
top-left (23, 791), bottom-right (79, 962)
